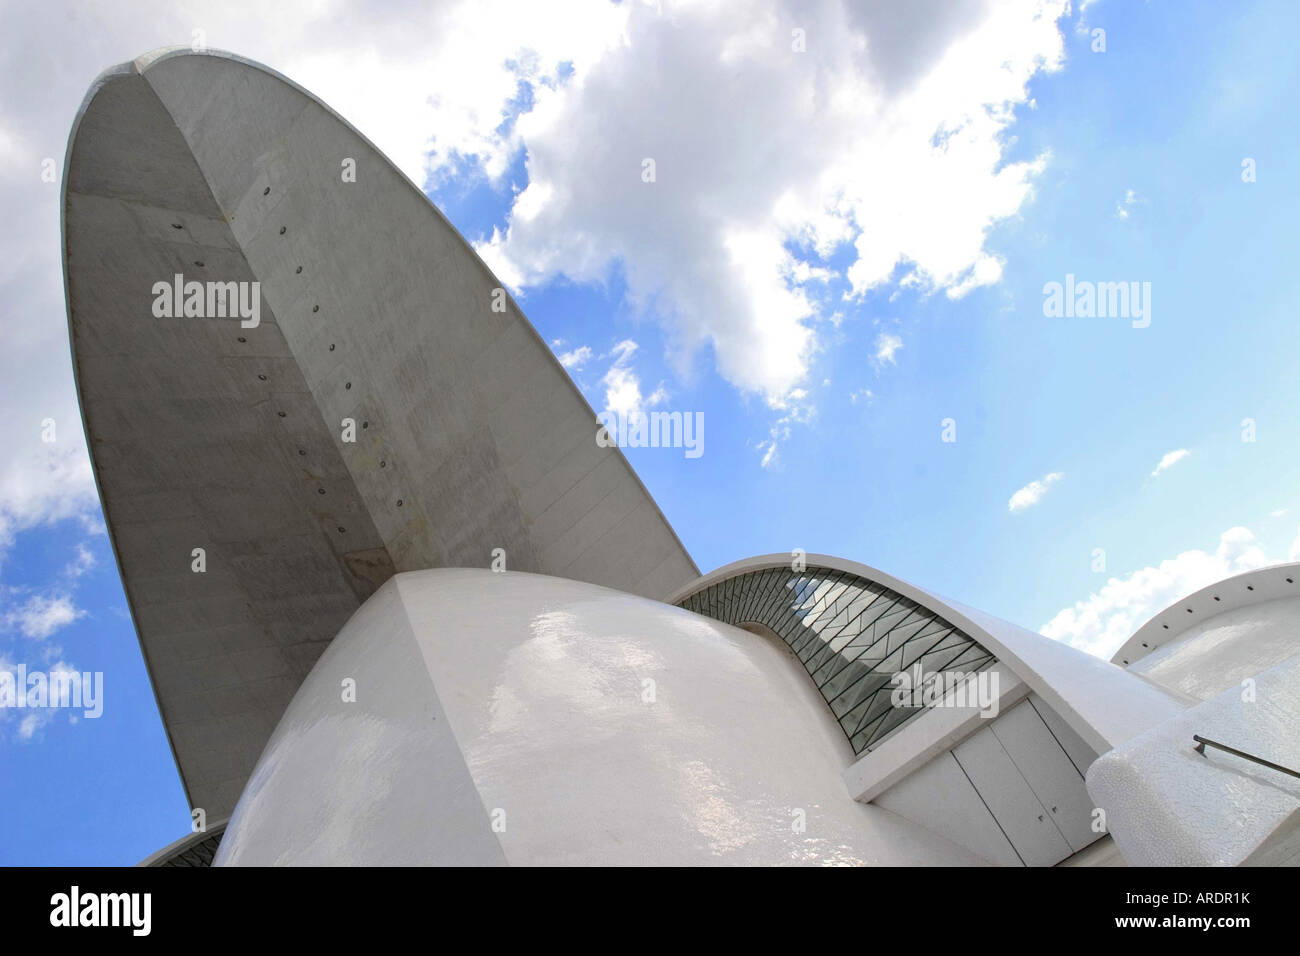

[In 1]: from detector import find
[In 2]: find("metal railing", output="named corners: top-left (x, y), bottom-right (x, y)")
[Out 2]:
top-left (1192, 735), bottom-right (1300, 779)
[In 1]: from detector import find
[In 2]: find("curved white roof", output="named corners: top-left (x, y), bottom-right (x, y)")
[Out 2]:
top-left (1111, 561), bottom-right (1300, 669)
top-left (671, 553), bottom-right (1187, 755)
top-left (216, 569), bottom-right (986, 866)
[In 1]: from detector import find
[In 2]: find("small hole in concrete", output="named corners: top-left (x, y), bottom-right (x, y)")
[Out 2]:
top-left (1141, 643), bottom-right (1148, 648)
top-left (345, 382), bottom-right (351, 390)
top-left (380, 460), bottom-right (386, 468)
top-left (257, 374), bottom-right (267, 381)
top-left (1247, 585), bottom-right (1255, 591)
top-left (362, 421), bottom-right (368, 429)
top-left (318, 488), bottom-right (325, 495)
top-left (1162, 624), bottom-right (1169, 629)
top-left (277, 411), bottom-right (286, 418)
top-left (1122, 660), bottom-right (1128, 665)
top-left (329, 344), bottom-right (335, 351)
top-left (337, 526), bottom-right (346, 534)
top-left (279, 226), bottom-right (286, 235)
top-left (396, 499), bottom-right (403, 507)
top-left (194, 261), bottom-right (204, 267)
top-left (295, 266), bottom-right (302, 274)
top-left (1186, 608), bottom-right (1193, 613)
top-left (1288, 578), bottom-right (1295, 584)
top-left (1214, 596), bottom-right (1220, 601)
top-left (171, 223), bottom-right (183, 229)
top-left (312, 305), bottom-right (319, 313)
top-left (298, 449), bottom-right (306, 456)
top-left (237, 336), bottom-right (246, 343)
top-left (263, 186), bottom-right (270, 196)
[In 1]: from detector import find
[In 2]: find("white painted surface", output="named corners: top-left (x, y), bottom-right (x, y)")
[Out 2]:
top-left (218, 569), bottom-right (988, 865)
top-left (843, 664), bottom-right (1027, 803)
top-left (1126, 595), bottom-right (1300, 701)
top-left (1027, 692), bottom-right (1098, 778)
top-left (873, 753), bottom-right (1022, 867)
top-left (1113, 561), bottom-right (1300, 669)
top-left (955, 724), bottom-right (1074, 867)
top-left (875, 698), bottom-right (1101, 866)
top-left (990, 700), bottom-right (1096, 853)
top-left (1086, 653), bottom-right (1300, 866)
top-left (215, 578), bottom-right (505, 866)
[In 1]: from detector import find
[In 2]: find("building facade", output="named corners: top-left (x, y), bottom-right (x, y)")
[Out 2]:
top-left (63, 49), bottom-right (1299, 866)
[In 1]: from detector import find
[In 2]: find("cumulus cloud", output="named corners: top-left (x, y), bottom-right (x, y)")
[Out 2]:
top-left (0, 656), bottom-right (84, 741)
top-left (555, 344), bottom-right (594, 370)
top-left (64, 542), bottom-right (96, 580)
top-left (756, 387), bottom-right (814, 469)
top-left (873, 332), bottom-right (904, 367)
top-left (600, 340), bottom-right (667, 420)
top-left (1008, 471), bottom-right (1064, 512)
top-left (0, 443), bottom-right (99, 565)
top-left (478, 0), bottom-right (1069, 407)
top-left (1042, 526), bottom-right (1290, 659)
top-left (4, 593), bottom-right (85, 640)
top-left (1150, 448), bottom-right (1190, 477)
top-left (0, 0), bottom-right (1073, 542)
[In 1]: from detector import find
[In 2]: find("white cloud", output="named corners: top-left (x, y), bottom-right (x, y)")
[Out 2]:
top-left (556, 345), bottom-right (594, 370)
top-left (756, 387), bottom-right (814, 469)
top-left (600, 340), bottom-right (666, 421)
top-left (1042, 526), bottom-right (1290, 659)
top-left (4, 593), bottom-right (85, 640)
top-left (873, 332), bottom-right (904, 366)
top-left (17, 714), bottom-right (42, 741)
top-left (0, 658), bottom-right (83, 741)
top-left (478, 0), bottom-right (1070, 407)
top-left (0, 435), bottom-right (100, 567)
top-left (850, 388), bottom-right (874, 405)
top-left (1150, 448), bottom-right (1190, 478)
top-left (1008, 471), bottom-right (1064, 512)
top-left (64, 542), bottom-right (96, 580)
top-left (0, 0), bottom-right (1072, 556)
top-left (1115, 187), bottom-right (1138, 220)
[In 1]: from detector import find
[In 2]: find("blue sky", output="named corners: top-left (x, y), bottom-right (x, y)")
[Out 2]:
top-left (2, 0), bottom-right (1298, 865)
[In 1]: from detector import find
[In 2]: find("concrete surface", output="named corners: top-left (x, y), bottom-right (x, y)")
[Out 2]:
top-left (63, 48), bottom-right (697, 817)
top-left (215, 569), bottom-right (987, 866)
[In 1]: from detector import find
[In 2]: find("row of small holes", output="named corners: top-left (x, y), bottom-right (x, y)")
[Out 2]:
top-left (1127, 575), bottom-right (1298, 665)
top-left (231, 199), bottom-right (406, 529)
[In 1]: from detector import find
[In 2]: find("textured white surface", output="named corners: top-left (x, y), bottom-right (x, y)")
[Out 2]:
top-left (1085, 653), bottom-right (1300, 866)
top-left (1114, 562), bottom-right (1300, 669)
top-left (218, 569), bottom-right (987, 865)
top-left (1128, 595), bottom-right (1300, 701)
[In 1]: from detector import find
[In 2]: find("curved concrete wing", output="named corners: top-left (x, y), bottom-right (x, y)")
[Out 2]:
top-left (62, 48), bottom-right (697, 816)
